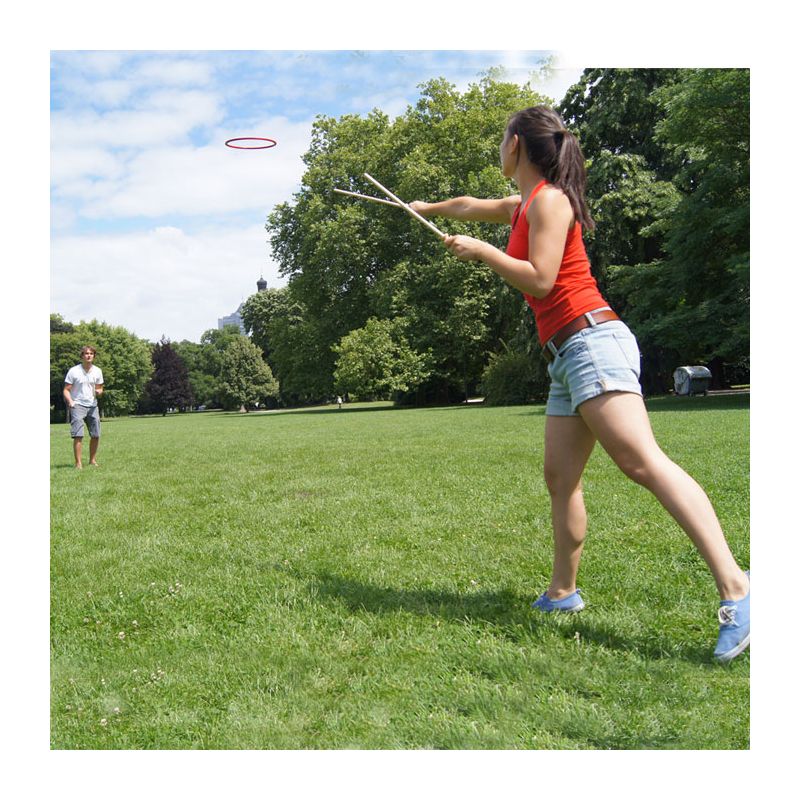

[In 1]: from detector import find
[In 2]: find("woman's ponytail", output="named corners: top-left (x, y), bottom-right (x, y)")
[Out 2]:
top-left (506, 107), bottom-right (594, 230)
top-left (554, 129), bottom-right (594, 230)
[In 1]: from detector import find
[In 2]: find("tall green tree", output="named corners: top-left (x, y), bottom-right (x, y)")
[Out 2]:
top-left (218, 337), bottom-right (279, 410)
top-left (559, 68), bottom-right (749, 391)
top-left (333, 317), bottom-right (432, 401)
top-left (266, 72), bottom-right (550, 404)
top-left (73, 320), bottom-right (153, 416)
top-left (240, 287), bottom-right (287, 370)
top-left (604, 68), bottom-right (750, 388)
top-left (172, 339), bottom-right (219, 407)
top-left (558, 68), bottom-right (683, 293)
top-left (50, 313), bottom-right (74, 334)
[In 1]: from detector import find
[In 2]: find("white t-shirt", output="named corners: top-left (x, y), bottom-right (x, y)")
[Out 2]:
top-left (64, 364), bottom-right (104, 407)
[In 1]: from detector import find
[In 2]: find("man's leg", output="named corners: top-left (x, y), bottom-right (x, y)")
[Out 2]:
top-left (87, 407), bottom-right (101, 466)
top-left (73, 437), bottom-right (83, 468)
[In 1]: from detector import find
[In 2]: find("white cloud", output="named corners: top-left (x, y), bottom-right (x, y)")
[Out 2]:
top-left (50, 145), bottom-right (125, 185)
top-left (134, 58), bottom-right (214, 86)
top-left (56, 115), bottom-right (311, 220)
top-left (51, 92), bottom-right (223, 151)
top-left (92, 79), bottom-right (136, 107)
top-left (51, 224), bottom-right (287, 343)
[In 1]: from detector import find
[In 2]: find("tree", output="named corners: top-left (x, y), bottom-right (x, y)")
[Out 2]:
top-left (172, 340), bottom-right (219, 407)
top-left (558, 68), bottom-right (683, 294)
top-left (255, 291), bottom-right (333, 405)
top-left (138, 337), bottom-right (194, 414)
top-left (604, 69), bottom-right (750, 389)
top-left (559, 68), bottom-right (749, 391)
top-left (333, 317), bottom-right (432, 401)
top-left (218, 337), bottom-right (279, 410)
top-left (265, 72), bottom-right (550, 405)
top-left (50, 313), bottom-right (74, 334)
top-left (559, 68), bottom-right (683, 178)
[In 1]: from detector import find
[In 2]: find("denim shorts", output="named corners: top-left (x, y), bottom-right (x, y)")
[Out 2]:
top-left (69, 404), bottom-right (101, 438)
top-left (545, 320), bottom-right (643, 416)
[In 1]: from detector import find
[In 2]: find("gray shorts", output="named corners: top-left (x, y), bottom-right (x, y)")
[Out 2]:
top-left (70, 404), bottom-right (101, 438)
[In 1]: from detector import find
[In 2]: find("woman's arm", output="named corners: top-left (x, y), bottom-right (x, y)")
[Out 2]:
top-left (410, 195), bottom-right (520, 225)
top-left (443, 188), bottom-right (573, 299)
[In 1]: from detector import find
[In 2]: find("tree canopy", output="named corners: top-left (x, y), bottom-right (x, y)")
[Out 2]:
top-left (559, 68), bottom-right (749, 390)
top-left (138, 337), bottom-right (194, 414)
top-left (259, 73), bottom-right (550, 404)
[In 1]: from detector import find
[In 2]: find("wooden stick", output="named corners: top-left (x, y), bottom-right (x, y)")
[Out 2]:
top-left (333, 188), bottom-right (401, 208)
top-left (363, 172), bottom-right (447, 240)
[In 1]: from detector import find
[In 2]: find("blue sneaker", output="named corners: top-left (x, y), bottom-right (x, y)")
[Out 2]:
top-left (714, 571), bottom-right (750, 664)
top-left (532, 589), bottom-right (585, 613)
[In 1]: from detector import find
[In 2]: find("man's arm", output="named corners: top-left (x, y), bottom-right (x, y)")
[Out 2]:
top-left (63, 384), bottom-right (75, 408)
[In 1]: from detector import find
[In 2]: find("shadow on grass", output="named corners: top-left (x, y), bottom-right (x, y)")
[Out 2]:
top-left (305, 570), bottom-right (714, 664)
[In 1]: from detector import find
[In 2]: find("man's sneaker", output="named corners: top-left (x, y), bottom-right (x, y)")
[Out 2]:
top-left (714, 571), bottom-right (750, 664)
top-left (532, 589), bottom-right (585, 613)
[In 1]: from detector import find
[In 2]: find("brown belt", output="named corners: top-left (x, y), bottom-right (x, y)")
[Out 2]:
top-left (541, 309), bottom-right (620, 363)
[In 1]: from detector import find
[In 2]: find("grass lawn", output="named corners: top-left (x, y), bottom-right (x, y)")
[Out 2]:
top-left (50, 394), bottom-right (749, 749)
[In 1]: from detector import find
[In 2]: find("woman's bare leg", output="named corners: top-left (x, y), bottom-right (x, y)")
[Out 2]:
top-left (577, 392), bottom-right (748, 601)
top-left (543, 414), bottom-right (597, 598)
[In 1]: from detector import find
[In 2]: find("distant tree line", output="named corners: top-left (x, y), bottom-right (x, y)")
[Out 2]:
top-left (49, 315), bottom-right (277, 422)
top-left (51, 68), bottom-right (748, 416)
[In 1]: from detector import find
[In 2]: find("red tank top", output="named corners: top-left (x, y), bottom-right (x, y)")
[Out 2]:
top-left (506, 180), bottom-right (608, 344)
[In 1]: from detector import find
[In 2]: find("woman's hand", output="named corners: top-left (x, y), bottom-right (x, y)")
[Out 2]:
top-left (444, 234), bottom-right (488, 262)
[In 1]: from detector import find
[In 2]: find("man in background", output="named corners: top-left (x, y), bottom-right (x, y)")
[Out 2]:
top-left (63, 346), bottom-right (105, 469)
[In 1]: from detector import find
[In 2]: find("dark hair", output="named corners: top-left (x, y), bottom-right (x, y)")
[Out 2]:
top-left (506, 105), bottom-right (594, 229)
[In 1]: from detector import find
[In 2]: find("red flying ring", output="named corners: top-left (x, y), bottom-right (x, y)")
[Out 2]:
top-left (225, 137), bottom-right (277, 150)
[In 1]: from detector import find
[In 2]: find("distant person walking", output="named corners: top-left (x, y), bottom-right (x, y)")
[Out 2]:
top-left (63, 346), bottom-right (104, 469)
top-left (410, 105), bottom-right (749, 663)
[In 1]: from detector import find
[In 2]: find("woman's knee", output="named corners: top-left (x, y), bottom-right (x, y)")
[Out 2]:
top-left (614, 449), bottom-right (665, 488)
top-left (544, 464), bottom-right (582, 498)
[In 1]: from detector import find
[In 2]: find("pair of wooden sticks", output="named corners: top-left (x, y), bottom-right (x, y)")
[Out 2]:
top-left (333, 173), bottom-right (447, 240)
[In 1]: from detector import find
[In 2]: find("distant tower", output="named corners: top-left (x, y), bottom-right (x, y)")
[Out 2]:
top-left (257, 275), bottom-right (267, 292)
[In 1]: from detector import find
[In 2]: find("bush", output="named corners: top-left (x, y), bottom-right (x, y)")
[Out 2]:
top-left (480, 349), bottom-right (548, 406)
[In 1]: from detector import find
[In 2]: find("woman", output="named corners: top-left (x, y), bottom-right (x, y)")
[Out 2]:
top-left (410, 106), bottom-right (750, 663)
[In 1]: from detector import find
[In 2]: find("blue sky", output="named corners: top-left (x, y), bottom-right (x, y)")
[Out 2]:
top-left (50, 50), bottom-right (585, 343)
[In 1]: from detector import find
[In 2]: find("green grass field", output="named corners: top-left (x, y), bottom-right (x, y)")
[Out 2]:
top-left (50, 394), bottom-right (749, 749)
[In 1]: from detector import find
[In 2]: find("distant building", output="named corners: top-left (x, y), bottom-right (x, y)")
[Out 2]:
top-left (217, 276), bottom-right (268, 334)
top-left (217, 306), bottom-right (245, 334)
